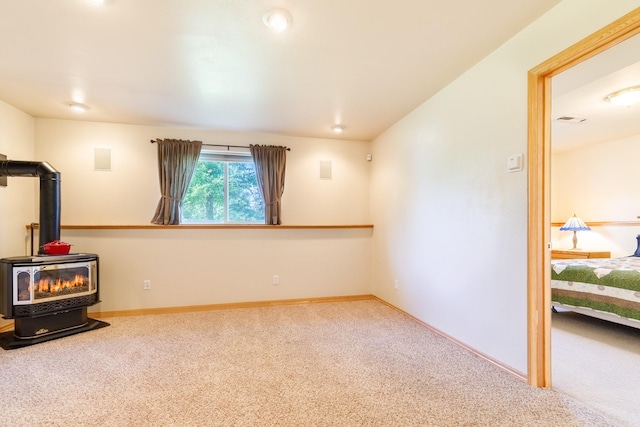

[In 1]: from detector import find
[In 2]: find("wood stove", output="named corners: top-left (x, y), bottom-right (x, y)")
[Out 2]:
top-left (0, 253), bottom-right (107, 348)
top-left (0, 160), bottom-right (108, 350)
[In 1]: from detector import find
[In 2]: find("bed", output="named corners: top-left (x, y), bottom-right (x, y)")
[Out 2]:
top-left (551, 253), bottom-right (640, 329)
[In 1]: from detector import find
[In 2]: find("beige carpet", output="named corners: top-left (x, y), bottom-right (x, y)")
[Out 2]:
top-left (552, 310), bottom-right (640, 427)
top-left (0, 300), bottom-right (619, 426)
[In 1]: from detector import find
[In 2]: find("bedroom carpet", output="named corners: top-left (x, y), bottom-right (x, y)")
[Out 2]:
top-left (0, 300), bottom-right (620, 426)
top-left (552, 310), bottom-right (640, 427)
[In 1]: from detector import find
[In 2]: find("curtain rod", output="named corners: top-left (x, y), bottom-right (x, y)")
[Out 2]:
top-left (150, 140), bottom-right (290, 151)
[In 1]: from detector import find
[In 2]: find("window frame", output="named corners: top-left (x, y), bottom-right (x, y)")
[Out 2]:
top-left (181, 150), bottom-right (265, 225)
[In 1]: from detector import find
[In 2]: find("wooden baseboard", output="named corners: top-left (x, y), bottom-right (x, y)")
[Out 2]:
top-left (0, 321), bottom-right (13, 333)
top-left (0, 295), bottom-right (375, 332)
top-left (88, 294), bottom-right (375, 319)
top-left (371, 296), bottom-right (527, 382)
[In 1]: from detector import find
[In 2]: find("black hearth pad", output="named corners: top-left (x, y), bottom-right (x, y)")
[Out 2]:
top-left (0, 318), bottom-right (109, 350)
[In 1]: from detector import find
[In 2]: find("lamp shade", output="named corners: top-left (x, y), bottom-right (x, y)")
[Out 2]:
top-left (560, 214), bottom-right (590, 231)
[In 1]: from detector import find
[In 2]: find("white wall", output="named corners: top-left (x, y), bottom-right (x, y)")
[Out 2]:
top-left (552, 133), bottom-right (640, 257)
top-left (0, 100), bottom-right (36, 329)
top-left (553, 134), bottom-right (640, 223)
top-left (0, 100), bottom-right (36, 258)
top-left (370, 0), bottom-right (640, 374)
top-left (34, 119), bottom-right (371, 226)
top-left (53, 227), bottom-right (372, 313)
top-left (32, 119), bottom-right (373, 312)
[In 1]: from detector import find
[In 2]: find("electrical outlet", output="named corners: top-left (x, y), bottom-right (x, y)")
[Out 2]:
top-left (394, 279), bottom-right (399, 290)
top-left (272, 275), bottom-right (279, 285)
top-left (143, 279), bottom-right (151, 290)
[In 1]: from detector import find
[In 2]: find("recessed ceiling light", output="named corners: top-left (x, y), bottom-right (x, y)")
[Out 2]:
top-left (68, 102), bottom-right (89, 113)
top-left (605, 86), bottom-right (640, 106)
top-left (331, 125), bottom-right (345, 134)
top-left (263, 9), bottom-right (292, 32)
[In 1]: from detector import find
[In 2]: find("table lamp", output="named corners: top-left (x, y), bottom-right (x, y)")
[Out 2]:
top-left (560, 214), bottom-right (590, 250)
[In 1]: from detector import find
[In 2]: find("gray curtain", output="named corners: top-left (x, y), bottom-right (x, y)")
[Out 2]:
top-left (151, 139), bottom-right (202, 225)
top-left (249, 145), bottom-right (287, 225)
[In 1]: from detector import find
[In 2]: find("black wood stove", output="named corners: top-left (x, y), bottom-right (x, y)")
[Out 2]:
top-left (0, 160), bottom-right (108, 349)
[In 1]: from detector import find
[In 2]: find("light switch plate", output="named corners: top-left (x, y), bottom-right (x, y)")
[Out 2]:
top-left (507, 153), bottom-right (524, 172)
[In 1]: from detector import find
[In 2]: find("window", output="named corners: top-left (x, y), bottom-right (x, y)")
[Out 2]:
top-left (181, 152), bottom-right (265, 224)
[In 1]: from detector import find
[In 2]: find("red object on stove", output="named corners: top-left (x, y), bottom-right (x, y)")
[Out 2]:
top-left (42, 240), bottom-right (72, 255)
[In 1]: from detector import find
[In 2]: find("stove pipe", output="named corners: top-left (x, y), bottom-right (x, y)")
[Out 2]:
top-left (0, 161), bottom-right (61, 254)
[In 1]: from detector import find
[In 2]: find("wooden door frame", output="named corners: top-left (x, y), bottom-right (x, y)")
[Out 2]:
top-left (527, 7), bottom-right (640, 388)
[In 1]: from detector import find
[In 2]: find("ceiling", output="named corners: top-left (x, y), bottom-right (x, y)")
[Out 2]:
top-left (0, 0), bottom-right (562, 142)
top-left (552, 34), bottom-right (640, 152)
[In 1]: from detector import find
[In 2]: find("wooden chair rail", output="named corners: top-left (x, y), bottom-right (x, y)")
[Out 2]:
top-left (551, 221), bottom-right (640, 227)
top-left (26, 224), bottom-right (374, 230)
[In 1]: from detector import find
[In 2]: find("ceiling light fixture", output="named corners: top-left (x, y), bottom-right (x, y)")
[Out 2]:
top-left (331, 125), bottom-right (345, 134)
top-left (605, 85), bottom-right (640, 106)
top-left (68, 102), bottom-right (89, 113)
top-left (263, 9), bottom-right (292, 32)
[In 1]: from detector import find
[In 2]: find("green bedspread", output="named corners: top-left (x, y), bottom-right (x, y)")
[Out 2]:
top-left (551, 257), bottom-right (640, 322)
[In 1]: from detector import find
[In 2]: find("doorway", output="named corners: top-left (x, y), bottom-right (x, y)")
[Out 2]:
top-left (527, 7), bottom-right (640, 388)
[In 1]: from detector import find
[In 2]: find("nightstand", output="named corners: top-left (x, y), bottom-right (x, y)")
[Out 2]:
top-left (551, 250), bottom-right (611, 260)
